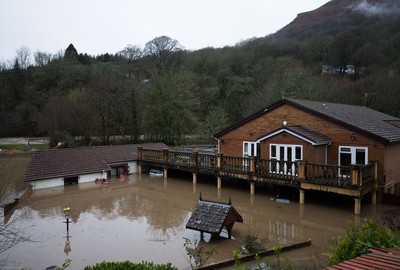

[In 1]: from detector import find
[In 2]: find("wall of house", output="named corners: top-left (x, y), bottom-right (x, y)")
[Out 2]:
top-left (218, 103), bottom-right (386, 185)
top-left (259, 132), bottom-right (326, 164)
top-left (128, 161), bottom-right (137, 174)
top-left (385, 143), bottom-right (400, 194)
top-left (32, 177), bottom-right (64, 190)
top-left (78, 172), bottom-right (103, 184)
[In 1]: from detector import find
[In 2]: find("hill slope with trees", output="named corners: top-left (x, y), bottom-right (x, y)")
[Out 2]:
top-left (0, 0), bottom-right (399, 146)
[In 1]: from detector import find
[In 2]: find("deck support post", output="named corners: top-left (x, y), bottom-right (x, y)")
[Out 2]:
top-left (250, 182), bottom-right (255, 195)
top-left (299, 189), bottom-right (305, 204)
top-left (217, 176), bottom-right (222, 189)
top-left (354, 197), bottom-right (361, 215)
top-left (138, 164), bottom-right (142, 175)
top-left (193, 172), bottom-right (197, 184)
top-left (163, 168), bottom-right (168, 179)
top-left (371, 190), bottom-right (377, 205)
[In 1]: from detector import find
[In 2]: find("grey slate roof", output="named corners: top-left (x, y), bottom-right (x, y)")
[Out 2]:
top-left (23, 143), bottom-right (168, 182)
top-left (94, 143), bottom-right (167, 164)
top-left (23, 147), bottom-right (110, 182)
top-left (290, 99), bottom-right (400, 143)
top-left (186, 200), bottom-right (243, 234)
top-left (257, 125), bottom-right (332, 145)
top-left (213, 99), bottom-right (400, 143)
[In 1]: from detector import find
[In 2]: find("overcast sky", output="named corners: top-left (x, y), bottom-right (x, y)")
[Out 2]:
top-left (0, 0), bottom-right (329, 62)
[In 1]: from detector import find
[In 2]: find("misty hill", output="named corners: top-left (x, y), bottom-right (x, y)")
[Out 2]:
top-left (274, 0), bottom-right (400, 43)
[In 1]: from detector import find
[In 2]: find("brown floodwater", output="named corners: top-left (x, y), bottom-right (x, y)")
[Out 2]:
top-left (0, 154), bottom-right (397, 270)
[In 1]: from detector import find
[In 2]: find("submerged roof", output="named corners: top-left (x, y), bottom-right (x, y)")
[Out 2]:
top-left (213, 99), bottom-right (400, 143)
top-left (186, 199), bottom-right (243, 235)
top-left (23, 143), bottom-right (167, 182)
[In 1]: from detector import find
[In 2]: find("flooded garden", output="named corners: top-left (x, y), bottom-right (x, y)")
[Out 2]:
top-left (0, 154), bottom-right (397, 269)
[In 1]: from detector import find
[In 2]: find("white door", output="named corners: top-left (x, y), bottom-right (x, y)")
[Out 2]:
top-left (270, 144), bottom-right (302, 175)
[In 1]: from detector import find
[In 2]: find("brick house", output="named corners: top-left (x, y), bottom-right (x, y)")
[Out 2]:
top-left (213, 99), bottom-right (400, 197)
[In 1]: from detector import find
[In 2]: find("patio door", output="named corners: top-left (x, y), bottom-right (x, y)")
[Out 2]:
top-left (270, 144), bottom-right (302, 175)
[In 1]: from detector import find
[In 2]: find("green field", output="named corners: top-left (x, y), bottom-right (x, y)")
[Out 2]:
top-left (0, 144), bottom-right (49, 152)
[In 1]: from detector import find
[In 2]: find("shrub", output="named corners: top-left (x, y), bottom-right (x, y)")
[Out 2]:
top-left (83, 261), bottom-right (178, 270)
top-left (242, 230), bottom-right (265, 254)
top-left (326, 218), bottom-right (400, 266)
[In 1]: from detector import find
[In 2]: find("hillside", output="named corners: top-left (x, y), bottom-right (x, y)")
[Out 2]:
top-left (274, 0), bottom-right (400, 42)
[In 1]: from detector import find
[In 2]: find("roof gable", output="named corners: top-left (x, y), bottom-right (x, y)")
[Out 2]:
top-left (257, 125), bottom-right (331, 145)
top-left (186, 199), bottom-right (243, 235)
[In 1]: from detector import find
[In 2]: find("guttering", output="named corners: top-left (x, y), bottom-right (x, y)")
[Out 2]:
top-left (212, 136), bottom-right (221, 154)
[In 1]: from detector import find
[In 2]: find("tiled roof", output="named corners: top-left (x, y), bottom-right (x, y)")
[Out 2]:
top-left (186, 200), bottom-right (243, 234)
top-left (213, 99), bottom-right (400, 143)
top-left (23, 148), bottom-right (110, 182)
top-left (325, 247), bottom-right (400, 270)
top-left (290, 99), bottom-right (400, 143)
top-left (23, 143), bottom-right (168, 182)
top-left (94, 143), bottom-right (167, 164)
top-left (257, 125), bottom-right (331, 145)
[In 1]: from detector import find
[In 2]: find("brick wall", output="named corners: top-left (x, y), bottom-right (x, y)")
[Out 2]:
top-left (218, 103), bottom-right (386, 185)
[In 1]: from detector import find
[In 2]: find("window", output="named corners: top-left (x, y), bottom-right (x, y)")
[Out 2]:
top-left (339, 146), bottom-right (368, 166)
top-left (338, 146), bottom-right (368, 177)
top-left (243, 142), bottom-right (259, 157)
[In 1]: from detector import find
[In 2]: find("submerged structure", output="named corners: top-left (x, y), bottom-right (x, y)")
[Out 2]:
top-left (186, 196), bottom-right (243, 239)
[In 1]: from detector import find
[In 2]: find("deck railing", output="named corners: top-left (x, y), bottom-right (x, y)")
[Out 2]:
top-left (138, 147), bottom-right (377, 189)
top-left (305, 163), bottom-right (352, 187)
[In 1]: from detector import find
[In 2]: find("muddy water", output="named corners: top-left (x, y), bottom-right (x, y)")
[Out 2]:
top-left (0, 155), bottom-right (397, 270)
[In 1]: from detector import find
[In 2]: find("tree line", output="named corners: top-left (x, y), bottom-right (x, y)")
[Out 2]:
top-left (1, 30), bottom-right (399, 147)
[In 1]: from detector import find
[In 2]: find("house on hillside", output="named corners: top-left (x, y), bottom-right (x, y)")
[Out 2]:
top-left (23, 143), bottom-right (167, 190)
top-left (213, 99), bottom-right (400, 199)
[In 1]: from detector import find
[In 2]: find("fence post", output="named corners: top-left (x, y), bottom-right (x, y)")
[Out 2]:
top-left (217, 153), bottom-right (223, 170)
top-left (249, 156), bottom-right (255, 173)
top-left (162, 148), bottom-right (169, 163)
top-left (351, 165), bottom-right (362, 186)
top-left (137, 146), bottom-right (143, 160)
top-left (373, 161), bottom-right (378, 182)
top-left (297, 160), bottom-right (307, 181)
top-left (191, 151), bottom-right (198, 167)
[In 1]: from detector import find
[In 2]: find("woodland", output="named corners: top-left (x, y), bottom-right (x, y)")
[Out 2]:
top-left (1, 0), bottom-right (400, 147)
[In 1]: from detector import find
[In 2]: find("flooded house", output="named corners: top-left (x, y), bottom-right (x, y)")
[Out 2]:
top-left (23, 143), bottom-right (166, 190)
top-left (212, 99), bottom-right (400, 205)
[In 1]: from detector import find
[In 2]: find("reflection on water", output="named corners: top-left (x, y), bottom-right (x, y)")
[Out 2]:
top-left (0, 156), bottom-right (397, 269)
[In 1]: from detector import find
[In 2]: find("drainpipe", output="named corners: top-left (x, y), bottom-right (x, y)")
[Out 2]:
top-left (212, 136), bottom-right (220, 154)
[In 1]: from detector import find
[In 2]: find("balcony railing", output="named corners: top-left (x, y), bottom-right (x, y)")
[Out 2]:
top-left (138, 147), bottom-right (377, 189)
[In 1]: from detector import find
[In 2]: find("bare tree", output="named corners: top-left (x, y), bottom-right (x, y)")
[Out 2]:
top-left (34, 51), bottom-right (53, 67)
top-left (0, 164), bottom-right (32, 256)
top-left (144, 36), bottom-right (183, 59)
top-left (118, 44), bottom-right (142, 62)
top-left (118, 45), bottom-right (142, 78)
top-left (15, 47), bottom-right (31, 70)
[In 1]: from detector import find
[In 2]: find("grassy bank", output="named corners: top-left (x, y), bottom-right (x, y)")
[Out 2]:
top-left (0, 144), bottom-right (49, 152)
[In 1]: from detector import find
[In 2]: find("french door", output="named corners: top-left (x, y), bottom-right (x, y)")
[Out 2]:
top-left (270, 144), bottom-right (302, 175)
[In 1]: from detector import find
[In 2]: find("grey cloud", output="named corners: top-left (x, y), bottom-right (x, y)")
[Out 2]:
top-left (352, 0), bottom-right (400, 17)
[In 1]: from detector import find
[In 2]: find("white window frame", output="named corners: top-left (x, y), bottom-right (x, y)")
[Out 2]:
top-left (243, 141), bottom-right (258, 157)
top-left (269, 144), bottom-right (303, 175)
top-left (338, 146), bottom-right (368, 179)
top-left (338, 146), bottom-right (368, 166)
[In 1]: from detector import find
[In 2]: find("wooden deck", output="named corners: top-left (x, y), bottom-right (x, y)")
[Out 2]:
top-left (137, 147), bottom-right (378, 199)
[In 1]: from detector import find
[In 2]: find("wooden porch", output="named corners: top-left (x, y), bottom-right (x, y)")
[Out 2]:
top-left (137, 147), bottom-right (378, 214)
